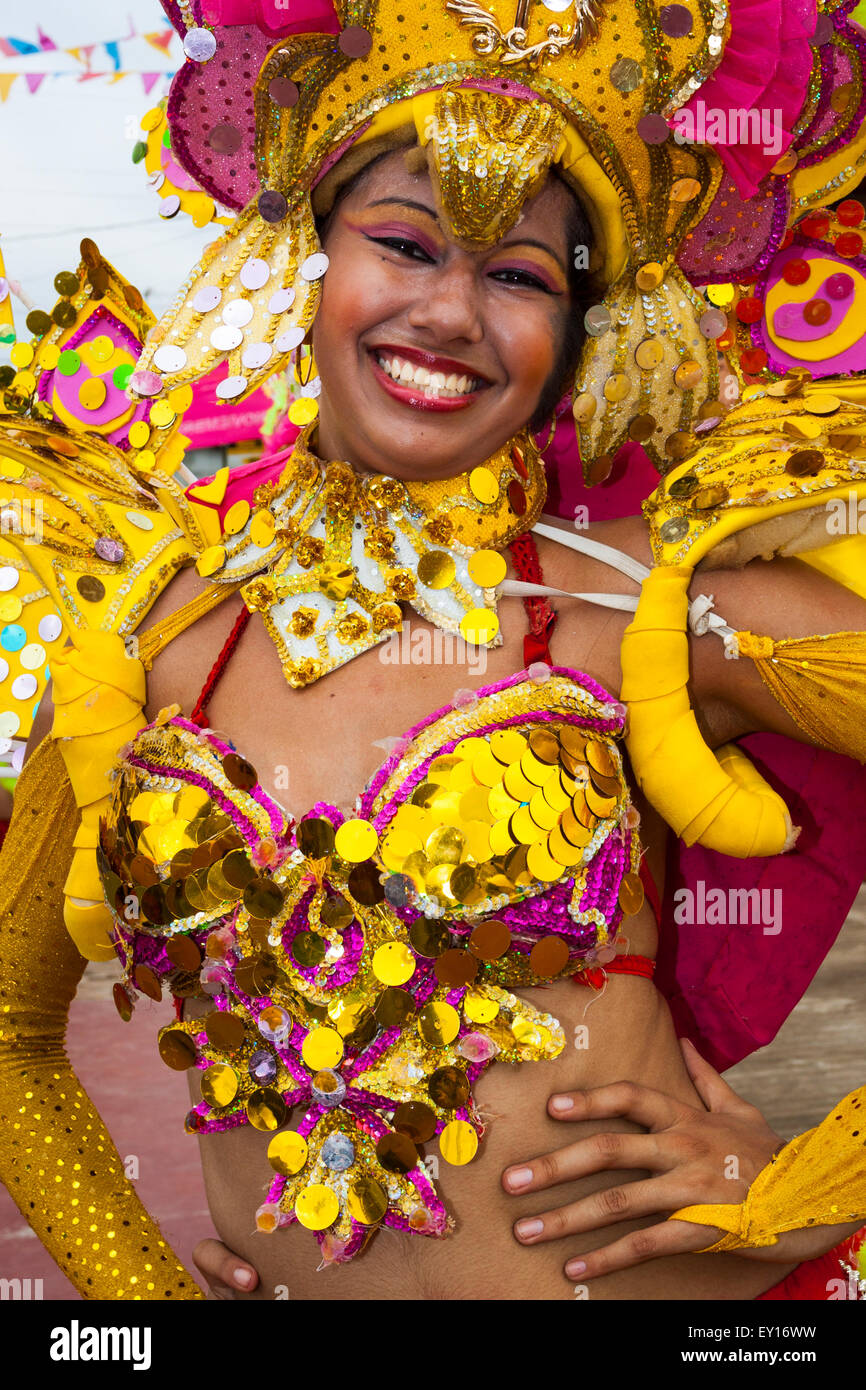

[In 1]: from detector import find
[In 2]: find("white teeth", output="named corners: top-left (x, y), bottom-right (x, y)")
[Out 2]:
top-left (375, 353), bottom-right (480, 397)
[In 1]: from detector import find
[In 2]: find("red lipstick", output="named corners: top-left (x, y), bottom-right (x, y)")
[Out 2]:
top-left (368, 351), bottom-right (487, 413)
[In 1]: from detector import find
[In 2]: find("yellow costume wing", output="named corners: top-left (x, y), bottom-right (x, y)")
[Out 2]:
top-left (0, 240), bottom-right (208, 746)
top-left (0, 247), bottom-right (214, 1299)
top-left (0, 239), bottom-right (226, 959)
top-left (0, 414), bottom-right (214, 959)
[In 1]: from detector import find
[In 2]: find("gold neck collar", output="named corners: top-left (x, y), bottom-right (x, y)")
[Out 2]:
top-left (280, 423), bottom-right (547, 553)
top-left (222, 423), bottom-right (547, 688)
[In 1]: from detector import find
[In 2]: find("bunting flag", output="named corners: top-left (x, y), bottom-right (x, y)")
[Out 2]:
top-left (0, 21), bottom-right (175, 66)
top-left (2, 37), bottom-right (39, 55)
top-left (143, 29), bottom-right (174, 55)
top-left (0, 71), bottom-right (175, 101)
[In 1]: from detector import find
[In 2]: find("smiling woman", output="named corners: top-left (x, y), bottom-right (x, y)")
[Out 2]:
top-left (312, 153), bottom-right (581, 475)
top-left (1, 0), bottom-right (866, 1308)
top-left (310, 150), bottom-right (595, 467)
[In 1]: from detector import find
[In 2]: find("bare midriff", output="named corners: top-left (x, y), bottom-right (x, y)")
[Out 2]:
top-left (143, 520), bottom-right (795, 1301)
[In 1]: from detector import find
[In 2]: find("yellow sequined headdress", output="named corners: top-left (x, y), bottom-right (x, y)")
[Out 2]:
top-left (133, 0), bottom-right (866, 473)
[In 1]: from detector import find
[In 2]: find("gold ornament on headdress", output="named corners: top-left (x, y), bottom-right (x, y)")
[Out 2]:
top-left (426, 88), bottom-right (566, 246)
top-left (446, 0), bottom-right (605, 66)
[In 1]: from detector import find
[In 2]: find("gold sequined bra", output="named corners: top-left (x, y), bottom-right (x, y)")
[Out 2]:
top-left (98, 665), bottom-right (645, 1263)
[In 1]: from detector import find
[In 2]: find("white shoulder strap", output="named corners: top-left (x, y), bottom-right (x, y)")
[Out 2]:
top-left (532, 519), bottom-right (652, 586)
top-left (500, 577), bottom-right (638, 614)
top-left (499, 518), bottom-right (741, 657)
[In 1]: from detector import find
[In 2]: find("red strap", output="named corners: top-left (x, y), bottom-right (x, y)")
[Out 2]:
top-left (573, 953), bottom-right (656, 990)
top-left (638, 857), bottom-right (662, 925)
top-left (507, 531), bottom-right (557, 666)
top-left (190, 603), bottom-right (251, 727)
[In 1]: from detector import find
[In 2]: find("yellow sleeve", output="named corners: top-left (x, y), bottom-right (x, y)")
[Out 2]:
top-left (0, 737), bottom-right (203, 1300)
top-left (620, 567), bottom-right (795, 857)
top-left (670, 1086), bottom-right (866, 1251)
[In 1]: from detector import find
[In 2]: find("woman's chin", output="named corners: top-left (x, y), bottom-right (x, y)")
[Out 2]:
top-left (358, 433), bottom-right (506, 481)
top-left (319, 407), bottom-right (514, 478)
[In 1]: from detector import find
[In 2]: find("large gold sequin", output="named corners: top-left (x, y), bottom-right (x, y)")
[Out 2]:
top-left (374, 721), bottom-right (626, 913)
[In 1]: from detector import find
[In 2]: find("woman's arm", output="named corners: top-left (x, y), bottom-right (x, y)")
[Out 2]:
top-left (0, 729), bottom-right (203, 1299)
top-left (686, 553), bottom-right (866, 748)
top-left (500, 547), bottom-right (866, 1279)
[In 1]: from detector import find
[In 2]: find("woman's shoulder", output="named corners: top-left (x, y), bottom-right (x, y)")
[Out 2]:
top-left (534, 510), bottom-right (653, 595)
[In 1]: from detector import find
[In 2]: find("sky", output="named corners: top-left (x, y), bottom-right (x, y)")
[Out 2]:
top-left (0, 0), bottom-right (217, 322)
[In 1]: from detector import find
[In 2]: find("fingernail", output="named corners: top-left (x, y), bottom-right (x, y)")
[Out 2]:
top-left (516, 1218), bottom-right (544, 1240)
top-left (566, 1259), bottom-right (587, 1277)
top-left (234, 1268), bottom-right (253, 1288)
top-left (505, 1166), bottom-right (533, 1191)
top-left (550, 1094), bottom-right (574, 1114)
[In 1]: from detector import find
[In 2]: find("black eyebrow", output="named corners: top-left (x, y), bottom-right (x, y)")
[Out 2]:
top-left (367, 196), bottom-right (440, 220)
top-left (501, 236), bottom-right (568, 276)
top-left (366, 197), bottom-right (567, 275)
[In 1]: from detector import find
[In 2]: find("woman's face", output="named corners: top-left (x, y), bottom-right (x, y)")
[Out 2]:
top-left (311, 150), bottom-right (576, 479)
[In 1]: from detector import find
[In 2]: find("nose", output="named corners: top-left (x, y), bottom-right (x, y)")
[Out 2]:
top-left (405, 257), bottom-right (484, 346)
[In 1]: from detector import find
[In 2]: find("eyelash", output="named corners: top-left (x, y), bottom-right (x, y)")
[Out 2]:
top-left (367, 235), bottom-right (554, 293)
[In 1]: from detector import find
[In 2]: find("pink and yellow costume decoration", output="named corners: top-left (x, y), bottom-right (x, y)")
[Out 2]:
top-left (1, 0), bottom-right (866, 1296)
